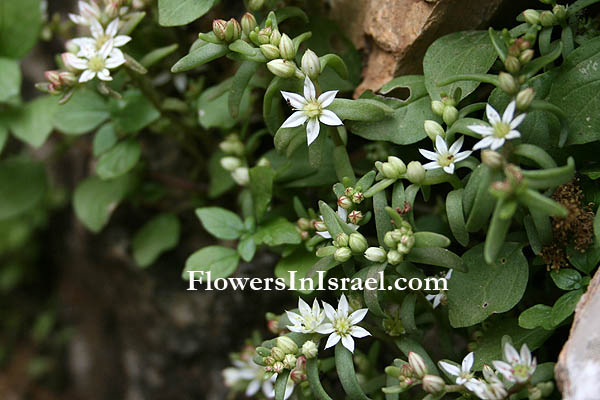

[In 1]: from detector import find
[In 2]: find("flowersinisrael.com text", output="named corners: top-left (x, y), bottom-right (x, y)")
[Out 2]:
top-left (186, 270), bottom-right (448, 292)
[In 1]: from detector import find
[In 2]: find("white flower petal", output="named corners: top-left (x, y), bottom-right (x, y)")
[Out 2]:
top-left (306, 118), bottom-right (320, 146)
top-left (338, 294), bottom-right (349, 316)
top-left (303, 78), bottom-right (316, 101)
top-left (520, 344), bottom-right (531, 366)
top-left (315, 323), bottom-right (334, 334)
top-left (443, 164), bottom-right (455, 174)
top-left (113, 35), bottom-right (132, 47)
top-left (99, 39), bottom-right (114, 58)
top-left (503, 342), bottom-right (520, 364)
top-left (246, 379), bottom-right (261, 396)
top-left (505, 130), bottom-right (521, 140)
top-left (419, 148), bottom-right (439, 161)
top-left (90, 19), bottom-right (104, 39)
top-left (298, 298), bottom-right (311, 315)
top-left (432, 294), bottom-right (442, 308)
top-left (454, 150), bottom-right (472, 163)
top-left (281, 91), bottom-right (307, 109)
top-left (468, 124), bottom-right (494, 136)
top-left (490, 138), bottom-right (505, 151)
top-left (435, 134), bottom-right (448, 153)
top-left (502, 101), bottom-right (516, 124)
top-left (463, 352), bottom-right (474, 372)
top-left (286, 311), bottom-right (303, 325)
top-left (97, 69), bottom-right (112, 81)
top-left (350, 326), bottom-right (371, 338)
top-left (422, 161), bottom-right (441, 170)
top-left (336, 206), bottom-right (348, 221)
top-left (486, 103), bottom-right (501, 125)
top-left (472, 136), bottom-right (494, 151)
top-left (439, 361), bottom-right (461, 377)
top-left (319, 109), bottom-right (343, 126)
top-left (281, 111), bottom-right (307, 128)
top-left (64, 54), bottom-right (89, 70)
top-left (79, 69), bottom-right (96, 82)
top-left (318, 90), bottom-right (338, 107)
top-left (510, 113), bottom-right (526, 129)
top-left (106, 18), bottom-right (119, 37)
top-left (324, 332), bottom-right (341, 349)
top-left (316, 231), bottom-right (331, 239)
top-left (341, 335), bottom-right (355, 353)
top-left (492, 360), bottom-right (515, 382)
top-left (449, 135), bottom-right (465, 154)
top-left (348, 308), bottom-right (368, 324)
top-left (322, 302), bottom-right (336, 322)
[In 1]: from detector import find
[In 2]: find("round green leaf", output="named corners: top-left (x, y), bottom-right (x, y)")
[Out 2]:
top-left (132, 214), bottom-right (181, 268)
top-left (9, 96), bottom-right (58, 148)
top-left (53, 89), bottom-right (110, 135)
top-left (519, 304), bottom-right (554, 330)
top-left (195, 207), bottom-right (244, 240)
top-left (447, 242), bottom-right (528, 328)
top-left (0, 0), bottom-right (42, 58)
top-left (158, 0), bottom-right (216, 26)
top-left (0, 58), bottom-right (21, 103)
top-left (96, 139), bottom-right (141, 180)
top-left (182, 245), bottom-right (239, 281)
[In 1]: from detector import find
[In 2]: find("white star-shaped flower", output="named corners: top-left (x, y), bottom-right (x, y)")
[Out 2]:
top-left (318, 294), bottom-right (370, 353)
top-left (280, 78), bottom-right (343, 146)
top-left (68, 0), bottom-right (101, 26)
top-left (63, 39), bottom-right (126, 82)
top-left (439, 351), bottom-right (476, 385)
top-left (419, 136), bottom-right (472, 174)
top-left (316, 206), bottom-right (359, 239)
top-left (286, 298), bottom-right (327, 333)
top-left (70, 18), bottom-right (131, 56)
top-left (426, 269), bottom-right (452, 309)
top-left (492, 342), bottom-right (536, 384)
top-left (468, 101), bottom-right (526, 151)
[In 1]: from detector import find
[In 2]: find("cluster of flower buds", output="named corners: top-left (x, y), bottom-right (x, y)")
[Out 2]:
top-left (382, 221), bottom-right (415, 265)
top-left (212, 18), bottom-right (242, 43)
top-left (489, 164), bottom-right (526, 199)
top-left (333, 232), bottom-right (368, 262)
top-left (376, 156), bottom-right (407, 180)
top-left (522, 4), bottom-right (566, 28)
top-left (36, 70), bottom-right (77, 98)
top-left (218, 134), bottom-right (253, 186)
top-left (260, 336), bottom-right (302, 378)
top-left (498, 38), bottom-right (537, 109)
top-left (289, 355), bottom-right (307, 384)
top-left (431, 96), bottom-right (458, 126)
top-left (384, 353), bottom-right (444, 394)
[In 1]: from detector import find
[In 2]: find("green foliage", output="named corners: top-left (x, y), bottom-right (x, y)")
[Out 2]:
top-left (0, 0), bottom-right (42, 58)
top-left (132, 214), bottom-right (181, 268)
top-left (158, 0), bottom-right (217, 26)
top-left (183, 245), bottom-right (240, 281)
top-left (0, 158), bottom-right (46, 220)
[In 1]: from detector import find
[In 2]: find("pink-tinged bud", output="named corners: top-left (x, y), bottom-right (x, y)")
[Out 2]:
top-left (352, 192), bottom-right (364, 204)
top-left (344, 186), bottom-right (354, 197)
top-left (422, 375), bottom-right (445, 393)
top-left (408, 352), bottom-right (428, 378)
top-left (337, 195), bottom-right (352, 209)
top-left (401, 363), bottom-right (414, 377)
top-left (295, 355), bottom-right (307, 370)
top-left (348, 210), bottom-right (363, 225)
top-left (45, 70), bottom-right (61, 85)
top-left (272, 361), bottom-right (284, 374)
top-left (298, 230), bottom-right (309, 241)
top-left (290, 368), bottom-right (306, 384)
top-left (241, 13), bottom-right (257, 36)
top-left (260, 44), bottom-right (280, 60)
top-left (225, 18), bottom-right (242, 42)
top-left (313, 220), bottom-right (327, 232)
top-left (522, 9), bottom-right (540, 25)
top-left (212, 19), bottom-right (227, 41)
top-left (266, 59), bottom-right (297, 78)
top-left (297, 218), bottom-right (312, 231)
top-left (61, 53), bottom-right (78, 71)
top-left (519, 49), bottom-right (534, 64)
top-left (59, 71), bottom-right (77, 86)
top-left (267, 319), bottom-right (279, 334)
top-left (504, 55), bottom-right (521, 74)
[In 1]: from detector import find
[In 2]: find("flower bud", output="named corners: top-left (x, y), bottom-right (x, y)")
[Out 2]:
top-left (271, 346), bottom-right (286, 361)
top-left (290, 368), bottom-right (306, 383)
top-left (406, 161), bottom-right (425, 184)
top-left (257, 27), bottom-right (272, 44)
top-left (295, 355), bottom-right (307, 370)
top-left (241, 13), bottom-right (257, 36)
top-left (351, 192), bottom-right (364, 204)
top-left (481, 150), bottom-right (503, 169)
top-left (264, 356), bottom-right (275, 366)
top-left (256, 157), bottom-right (271, 167)
top-left (267, 59), bottom-right (297, 78)
top-left (248, 0), bottom-right (264, 10)
top-left (519, 49), bottom-right (534, 64)
top-left (272, 361), bottom-right (284, 374)
top-left (232, 167), bottom-right (250, 186)
top-left (334, 247), bottom-right (352, 262)
top-left (387, 249), bottom-right (403, 265)
top-left (381, 162), bottom-right (399, 179)
top-left (344, 186), bottom-right (354, 197)
top-left (277, 336), bottom-right (299, 354)
top-left (498, 72), bottom-right (519, 95)
top-left (553, 4), bottom-right (567, 20)
top-left (422, 375), bottom-right (445, 393)
top-left (431, 100), bottom-right (445, 116)
top-left (283, 354), bottom-right (297, 369)
top-left (45, 70), bottom-right (61, 85)
top-left (212, 19), bottom-right (227, 41)
top-left (364, 246), bottom-right (387, 262)
top-left (348, 210), bottom-right (363, 224)
top-left (220, 156), bottom-right (242, 171)
top-left (424, 120), bottom-right (445, 141)
top-left (270, 29), bottom-right (281, 46)
top-left (260, 44), bottom-right (280, 60)
top-left (385, 365), bottom-right (404, 378)
top-left (384, 231), bottom-right (396, 248)
top-left (297, 218), bottom-right (313, 231)
top-left (334, 232), bottom-right (350, 248)
top-left (59, 71), bottom-right (77, 86)
top-left (219, 135), bottom-right (245, 155)
top-left (523, 9), bottom-right (540, 25)
top-left (401, 363), bottom-right (414, 378)
top-left (301, 49), bottom-right (321, 80)
top-left (302, 341), bottom-right (318, 358)
top-left (337, 195), bottom-right (353, 209)
top-left (516, 87), bottom-right (535, 110)
top-left (349, 232), bottom-right (368, 253)
top-left (388, 156), bottom-right (406, 175)
top-left (408, 352), bottom-right (428, 379)
top-left (504, 55), bottom-right (521, 74)
top-left (313, 220), bottom-right (327, 232)
top-left (225, 18), bottom-right (242, 42)
top-left (442, 106), bottom-right (458, 126)
top-left (441, 96), bottom-right (456, 107)
top-left (279, 33), bottom-right (295, 60)
top-left (539, 10), bottom-right (556, 27)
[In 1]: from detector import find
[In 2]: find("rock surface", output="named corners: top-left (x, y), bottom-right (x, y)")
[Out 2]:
top-left (555, 268), bottom-right (600, 400)
top-left (329, 0), bottom-right (506, 96)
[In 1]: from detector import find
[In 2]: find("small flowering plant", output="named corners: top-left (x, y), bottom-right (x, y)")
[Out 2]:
top-left (2, 0), bottom-right (600, 399)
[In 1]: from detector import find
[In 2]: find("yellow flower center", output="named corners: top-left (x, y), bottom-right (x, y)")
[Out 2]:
top-left (87, 55), bottom-right (106, 72)
top-left (303, 100), bottom-right (322, 119)
top-left (493, 121), bottom-right (511, 138)
top-left (513, 364), bottom-right (529, 379)
top-left (437, 153), bottom-right (455, 167)
top-left (333, 316), bottom-right (351, 336)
